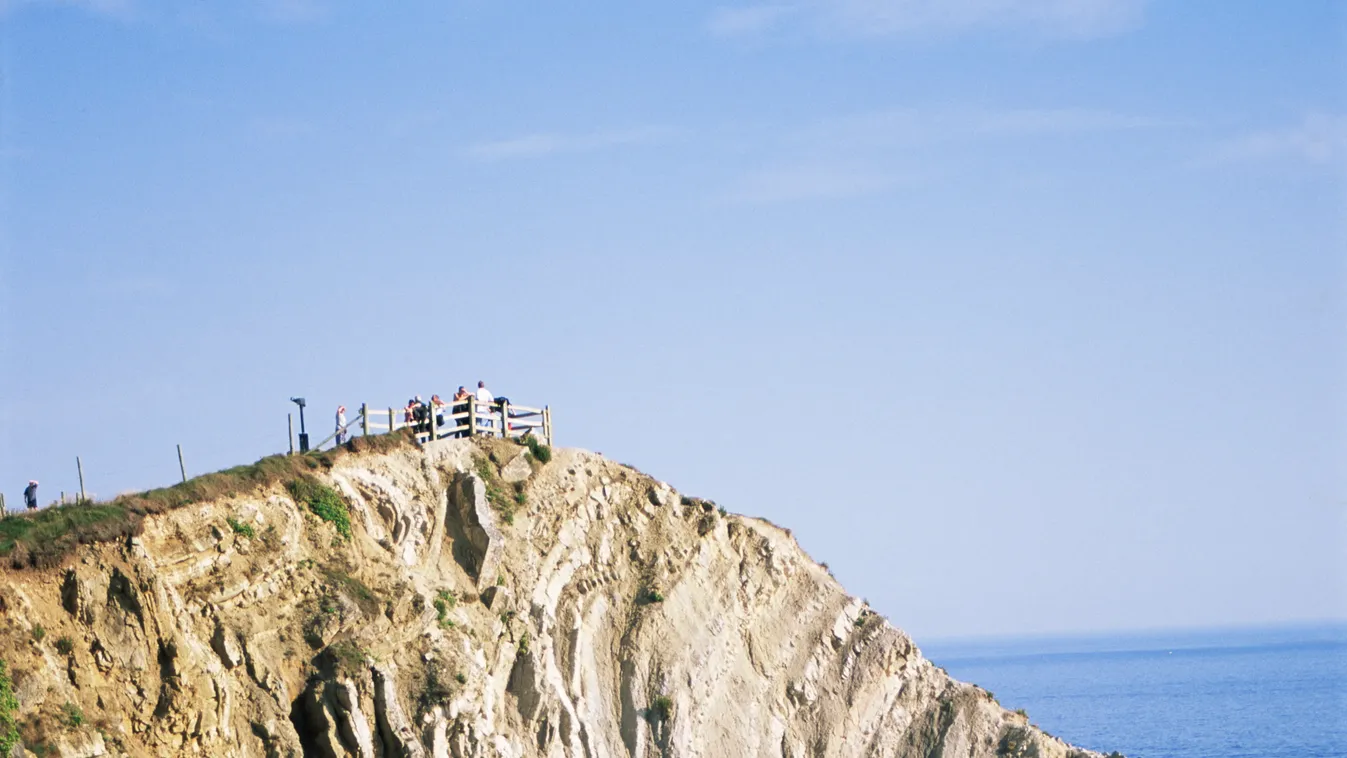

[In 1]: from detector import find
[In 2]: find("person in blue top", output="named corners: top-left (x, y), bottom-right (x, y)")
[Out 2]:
top-left (23, 480), bottom-right (38, 511)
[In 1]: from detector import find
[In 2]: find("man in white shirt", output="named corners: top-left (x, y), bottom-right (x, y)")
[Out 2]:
top-left (475, 381), bottom-right (496, 431)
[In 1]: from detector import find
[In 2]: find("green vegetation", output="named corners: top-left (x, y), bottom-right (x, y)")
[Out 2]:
top-left (433, 590), bottom-right (457, 628)
top-left (321, 567), bottom-right (379, 615)
top-left (60, 702), bottom-right (83, 729)
top-left (30, 626), bottom-right (45, 643)
top-left (0, 660), bottom-right (19, 756)
top-left (997, 725), bottom-right (1032, 757)
top-left (455, 672), bottom-right (467, 685)
top-left (289, 477), bottom-right (352, 539)
top-left (641, 588), bottom-right (665, 604)
top-left (0, 431), bottom-right (414, 570)
top-left (649, 695), bottom-right (674, 723)
top-left (717, 505), bottom-right (728, 517)
top-left (325, 640), bottom-right (366, 677)
top-left (1015, 708), bottom-right (1028, 718)
top-left (523, 435), bottom-right (552, 464)
top-left (226, 517), bottom-right (256, 540)
top-left (518, 630), bottom-right (531, 655)
top-left (419, 661), bottom-right (455, 711)
top-left (54, 637), bottom-right (74, 656)
top-left (0, 504), bottom-right (136, 568)
top-left (475, 457), bottom-right (516, 525)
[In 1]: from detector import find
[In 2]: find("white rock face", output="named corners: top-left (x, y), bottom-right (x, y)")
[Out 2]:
top-left (0, 438), bottom-right (1108, 758)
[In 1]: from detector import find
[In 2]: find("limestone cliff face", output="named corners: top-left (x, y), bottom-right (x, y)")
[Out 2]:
top-left (0, 439), bottom-right (1106, 758)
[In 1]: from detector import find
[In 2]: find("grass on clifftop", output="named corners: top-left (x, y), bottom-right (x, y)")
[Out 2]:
top-left (0, 503), bottom-right (137, 569)
top-left (0, 429), bottom-right (414, 569)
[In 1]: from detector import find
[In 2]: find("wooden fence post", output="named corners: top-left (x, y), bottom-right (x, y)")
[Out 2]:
top-left (288, 413), bottom-right (296, 455)
top-left (177, 444), bottom-right (188, 483)
top-left (361, 403), bottom-right (369, 436)
top-left (1, 493), bottom-right (7, 518)
top-left (543, 406), bottom-right (552, 445)
top-left (388, 408), bottom-right (395, 434)
top-left (77, 457), bottom-right (85, 503)
top-left (468, 399), bottom-right (476, 437)
top-left (500, 400), bottom-right (510, 439)
top-left (430, 402), bottom-right (439, 441)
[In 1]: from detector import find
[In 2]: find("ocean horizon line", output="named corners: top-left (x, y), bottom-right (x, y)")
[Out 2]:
top-left (920, 618), bottom-right (1347, 663)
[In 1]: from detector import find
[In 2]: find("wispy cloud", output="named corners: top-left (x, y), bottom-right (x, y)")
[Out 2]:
top-left (2, 0), bottom-right (327, 24)
top-left (707, 0), bottom-right (1147, 41)
top-left (254, 0), bottom-right (326, 24)
top-left (0, 0), bottom-right (133, 18)
top-left (0, 146), bottom-right (34, 162)
top-left (719, 162), bottom-right (902, 204)
top-left (707, 4), bottom-right (796, 37)
top-left (462, 126), bottom-right (678, 161)
top-left (247, 116), bottom-right (316, 140)
top-left (720, 103), bottom-right (1173, 204)
top-left (91, 274), bottom-right (175, 298)
top-left (1211, 114), bottom-right (1347, 166)
top-left (790, 105), bottom-right (1174, 151)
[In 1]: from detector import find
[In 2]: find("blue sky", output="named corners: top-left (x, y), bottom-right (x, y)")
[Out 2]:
top-left (0, 0), bottom-right (1342, 639)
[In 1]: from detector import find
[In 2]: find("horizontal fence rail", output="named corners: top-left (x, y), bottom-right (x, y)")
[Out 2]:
top-left (306, 397), bottom-right (552, 453)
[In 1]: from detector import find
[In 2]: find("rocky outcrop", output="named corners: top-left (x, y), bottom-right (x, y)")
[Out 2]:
top-left (0, 438), bottom-right (1108, 758)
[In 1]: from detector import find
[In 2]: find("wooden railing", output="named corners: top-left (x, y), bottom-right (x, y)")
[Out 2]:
top-left (305, 398), bottom-right (552, 453)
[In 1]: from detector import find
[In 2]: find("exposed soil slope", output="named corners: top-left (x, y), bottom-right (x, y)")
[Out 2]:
top-left (0, 438), bottom-right (1108, 758)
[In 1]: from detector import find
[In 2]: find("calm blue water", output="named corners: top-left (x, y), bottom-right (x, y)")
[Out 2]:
top-left (922, 624), bottom-right (1347, 758)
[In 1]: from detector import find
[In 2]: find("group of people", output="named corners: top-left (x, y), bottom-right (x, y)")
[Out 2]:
top-left (333, 380), bottom-right (504, 444)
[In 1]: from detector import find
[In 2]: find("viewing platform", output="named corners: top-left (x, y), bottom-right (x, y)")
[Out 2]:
top-left (299, 397), bottom-right (553, 453)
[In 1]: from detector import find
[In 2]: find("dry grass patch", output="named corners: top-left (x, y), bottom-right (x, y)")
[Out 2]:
top-left (0, 430), bottom-right (415, 569)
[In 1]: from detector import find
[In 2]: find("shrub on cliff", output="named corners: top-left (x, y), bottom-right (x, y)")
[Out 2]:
top-left (523, 435), bottom-right (552, 464)
top-left (0, 660), bottom-right (18, 755)
top-left (288, 478), bottom-right (352, 539)
top-left (474, 457), bottom-right (516, 525)
top-left (648, 695), bottom-right (673, 723)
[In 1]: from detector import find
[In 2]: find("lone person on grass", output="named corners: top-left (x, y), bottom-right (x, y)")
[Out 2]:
top-left (24, 480), bottom-right (38, 511)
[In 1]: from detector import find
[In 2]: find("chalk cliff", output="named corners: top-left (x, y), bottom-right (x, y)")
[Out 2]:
top-left (0, 437), bottom-right (1108, 758)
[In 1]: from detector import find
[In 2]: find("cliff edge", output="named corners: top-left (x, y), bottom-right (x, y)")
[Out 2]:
top-left (0, 437), bottom-right (1109, 758)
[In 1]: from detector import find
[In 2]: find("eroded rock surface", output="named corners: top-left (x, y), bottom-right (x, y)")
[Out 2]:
top-left (0, 439), bottom-right (1108, 758)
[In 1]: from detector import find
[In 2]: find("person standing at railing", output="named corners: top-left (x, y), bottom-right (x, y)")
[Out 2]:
top-left (335, 405), bottom-right (349, 446)
top-left (412, 395), bottom-right (432, 434)
top-left (475, 381), bottom-right (496, 432)
top-left (430, 395), bottom-right (447, 436)
top-left (452, 387), bottom-right (472, 438)
top-left (24, 480), bottom-right (38, 511)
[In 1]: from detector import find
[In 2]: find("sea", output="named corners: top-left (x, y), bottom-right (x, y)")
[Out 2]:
top-left (921, 623), bottom-right (1347, 758)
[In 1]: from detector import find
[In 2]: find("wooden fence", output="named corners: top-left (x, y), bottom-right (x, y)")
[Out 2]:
top-left (304, 398), bottom-right (552, 452)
